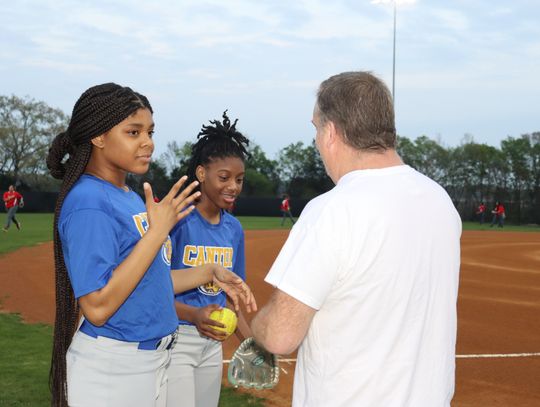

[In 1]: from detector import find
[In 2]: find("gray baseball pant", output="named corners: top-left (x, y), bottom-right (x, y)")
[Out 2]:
top-left (166, 325), bottom-right (222, 407)
top-left (4, 206), bottom-right (20, 229)
top-left (67, 330), bottom-right (173, 407)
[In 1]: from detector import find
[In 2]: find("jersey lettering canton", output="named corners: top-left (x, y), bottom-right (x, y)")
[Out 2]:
top-left (59, 175), bottom-right (178, 342)
top-left (170, 209), bottom-right (245, 325)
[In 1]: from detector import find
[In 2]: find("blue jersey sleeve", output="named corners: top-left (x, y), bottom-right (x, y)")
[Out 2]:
top-left (234, 229), bottom-right (246, 281)
top-left (60, 208), bottom-right (120, 298)
top-left (169, 220), bottom-right (185, 270)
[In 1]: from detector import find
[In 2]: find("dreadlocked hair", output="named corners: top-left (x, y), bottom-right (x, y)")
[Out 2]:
top-left (45, 83), bottom-right (152, 407)
top-left (186, 110), bottom-right (250, 189)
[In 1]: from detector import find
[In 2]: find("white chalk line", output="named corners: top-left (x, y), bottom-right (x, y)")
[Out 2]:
top-left (223, 353), bottom-right (540, 365)
top-left (223, 358), bottom-right (297, 364)
top-left (456, 352), bottom-right (540, 359)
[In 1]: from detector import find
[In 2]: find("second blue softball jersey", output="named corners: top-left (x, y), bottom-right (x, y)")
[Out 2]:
top-left (169, 209), bottom-right (245, 325)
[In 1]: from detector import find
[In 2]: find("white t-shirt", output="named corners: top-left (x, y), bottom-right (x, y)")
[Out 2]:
top-left (265, 165), bottom-right (461, 407)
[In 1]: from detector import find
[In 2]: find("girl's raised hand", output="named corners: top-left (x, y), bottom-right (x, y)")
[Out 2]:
top-left (212, 265), bottom-right (258, 314)
top-left (143, 176), bottom-right (200, 239)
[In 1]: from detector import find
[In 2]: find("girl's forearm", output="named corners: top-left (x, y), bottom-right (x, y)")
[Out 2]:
top-left (171, 264), bottom-right (214, 293)
top-left (78, 228), bottom-right (168, 326)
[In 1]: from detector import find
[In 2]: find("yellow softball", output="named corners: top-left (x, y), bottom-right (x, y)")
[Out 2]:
top-left (209, 308), bottom-right (238, 338)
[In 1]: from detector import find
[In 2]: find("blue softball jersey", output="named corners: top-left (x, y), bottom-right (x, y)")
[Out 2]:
top-left (170, 209), bottom-right (245, 325)
top-left (59, 175), bottom-right (178, 342)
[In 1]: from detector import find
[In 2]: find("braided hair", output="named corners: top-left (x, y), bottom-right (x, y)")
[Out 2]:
top-left (46, 83), bottom-right (152, 407)
top-left (186, 110), bottom-right (250, 189)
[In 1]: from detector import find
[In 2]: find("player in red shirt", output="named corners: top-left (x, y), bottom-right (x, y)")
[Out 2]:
top-left (490, 201), bottom-right (506, 228)
top-left (280, 193), bottom-right (295, 226)
top-left (476, 202), bottom-right (486, 224)
top-left (3, 185), bottom-right (24, 231)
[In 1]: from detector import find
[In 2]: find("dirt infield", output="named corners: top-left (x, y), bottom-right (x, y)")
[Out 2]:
top-left (1, 229), bottom-right (539, 406)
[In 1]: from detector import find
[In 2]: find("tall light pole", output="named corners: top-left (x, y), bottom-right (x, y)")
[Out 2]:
top-left (373, 0), bottom-right (416, 101)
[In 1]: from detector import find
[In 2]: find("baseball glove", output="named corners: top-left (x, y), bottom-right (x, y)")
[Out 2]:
top-left (227, 337), bottom-right (279, 390)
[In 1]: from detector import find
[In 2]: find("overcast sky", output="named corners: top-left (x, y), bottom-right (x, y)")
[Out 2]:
top-left (1, 0), bottom-right (538, 159)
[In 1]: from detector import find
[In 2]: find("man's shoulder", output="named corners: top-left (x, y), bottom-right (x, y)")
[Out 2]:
top-left (300, 188), bottom-right (340, 220)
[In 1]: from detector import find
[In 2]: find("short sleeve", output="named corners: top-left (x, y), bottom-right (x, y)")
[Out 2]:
top-left (233, 229), bottom-right (246, 281)
top-left (265, 201), bottom-right (342, 310)
top-left (169, 222), bottom-right (183, 270)
top-left (60, 209), bottom-right (120, 298)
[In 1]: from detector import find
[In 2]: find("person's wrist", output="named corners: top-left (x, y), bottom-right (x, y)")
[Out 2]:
top-left (209, 263), bottom-right (220, 276)
top-left (143, 227), bottom-right (168, 245)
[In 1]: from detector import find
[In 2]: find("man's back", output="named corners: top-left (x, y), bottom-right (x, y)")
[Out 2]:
top-left (284, 165), bottom-right (461, 406)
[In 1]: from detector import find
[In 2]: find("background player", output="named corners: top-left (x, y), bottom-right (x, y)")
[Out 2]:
top-left (3, 184), bottom-right (24, 231)
top-left (490, 201), bottom-right (506, 227)
top-left (280, 193), bottom-right (295, 226)
top-left (167, 111), bottom-right (253, 407)
top-left (46, 84), bottom-right (255, 407)
top-left (476, 202), bottom-right (486, 224)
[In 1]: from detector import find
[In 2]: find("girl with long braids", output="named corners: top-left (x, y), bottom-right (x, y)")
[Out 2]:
top-left (46, 85), bottom-right (255, 407)
top-left (166, 111), bottom-right (255, 407)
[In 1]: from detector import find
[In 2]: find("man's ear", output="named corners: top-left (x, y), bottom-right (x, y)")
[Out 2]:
top-left (326, 121), bottom-right (339, 148)
top-left (91, 135), bottom-right (105, 149)
top-left (195, 165), bottom-right (205, 183)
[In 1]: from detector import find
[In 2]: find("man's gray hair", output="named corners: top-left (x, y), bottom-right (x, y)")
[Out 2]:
top-left (316, 71), bottom-right (396, 151)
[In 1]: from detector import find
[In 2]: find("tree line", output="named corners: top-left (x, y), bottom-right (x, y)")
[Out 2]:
top-left (1, 95), bottom-right (539, 224)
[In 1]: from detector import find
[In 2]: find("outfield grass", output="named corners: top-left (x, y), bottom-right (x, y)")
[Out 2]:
top-left (0, 214), bottom-right (292, 256)
top-left (1, 214), bottom-right (538, 257)
top-left (0, 213), bottom-right (54, 254)
top-left (0, 313), bottom-right (53, 406)
top-left (236, 216), bottom-right (295, 230)
top-left (461, 221), bottom-right (540, 232)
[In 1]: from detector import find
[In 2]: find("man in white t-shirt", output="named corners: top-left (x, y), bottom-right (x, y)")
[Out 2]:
top-left (250, 71), bottom-right (462, 406)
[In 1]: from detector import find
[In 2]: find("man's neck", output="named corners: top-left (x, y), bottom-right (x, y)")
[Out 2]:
top-left (332, 148), bottom-right (404, 183)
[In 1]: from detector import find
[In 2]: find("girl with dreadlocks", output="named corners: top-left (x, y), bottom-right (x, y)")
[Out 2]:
top-left (46, 85), bottom-right (255, 407)
top-left (166, 111), bottom-right (254, 407)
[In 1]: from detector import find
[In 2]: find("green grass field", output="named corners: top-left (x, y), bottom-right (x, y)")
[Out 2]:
top-left (238, 215), bottom-right (296, 230)
top-left (0, 314), bottom-right (52, 406)
top-left (461, 221), bottom-right (540, 232)
top-left (1, 214), bottom-right (537, 256)
top-left (0, 213), bottom-right (54, 254)
top-left (0, 213), bottom-right (293, 255)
